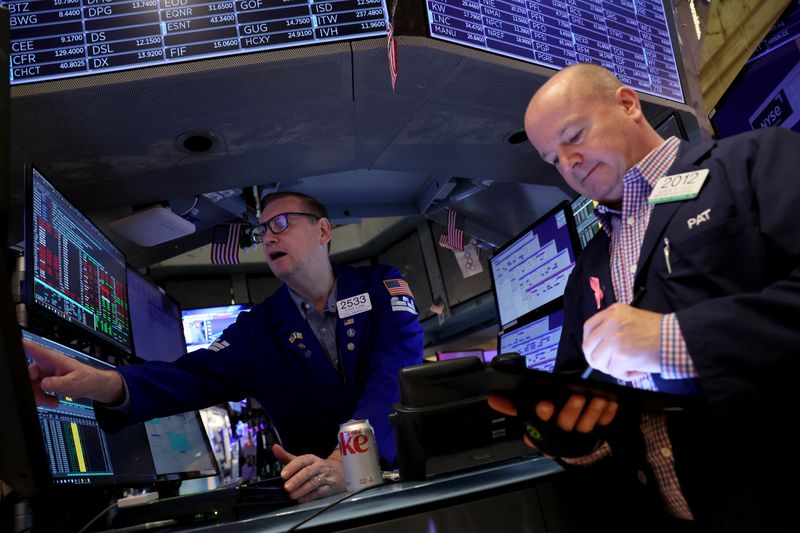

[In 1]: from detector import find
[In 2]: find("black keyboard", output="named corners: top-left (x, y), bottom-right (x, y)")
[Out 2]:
top-left (113, 479), bottom-right (294, 528)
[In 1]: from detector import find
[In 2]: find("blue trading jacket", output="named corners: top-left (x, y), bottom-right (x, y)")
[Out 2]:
top-left (98, 263), bottom-right (424, 464)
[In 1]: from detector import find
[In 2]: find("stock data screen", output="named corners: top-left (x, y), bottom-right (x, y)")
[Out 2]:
top-left (22, 331), bottom-right (116, 485)
top-left (490, 204), bottom-right (576, 327)
top-left (499, 308), bottom-right (563, 371)
top-left (425, 0), bottom-right (684, 103)
top-left (570, 194), bottom-right (599, 250)
top-left (5, 0), bottom-right (389, 85)
top-left (29, 167), bottom-right (132, 352)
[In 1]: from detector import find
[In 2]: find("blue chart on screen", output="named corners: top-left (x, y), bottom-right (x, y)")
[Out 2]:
top-left (5, 0), bottom-right (389, 85)
top-left (145, 413), bottom-right (217, 479)
top-left (425, 0), bottom-right (684, 103)
top-left (499, 309), bottom-right (563, 371)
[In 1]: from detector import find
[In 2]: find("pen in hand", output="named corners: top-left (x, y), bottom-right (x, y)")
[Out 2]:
top-left (581, 286), bottom-right (647, 379)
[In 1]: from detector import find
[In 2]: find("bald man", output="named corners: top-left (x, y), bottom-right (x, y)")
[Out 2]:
top-left (492, 64), bottom-right (800, 532)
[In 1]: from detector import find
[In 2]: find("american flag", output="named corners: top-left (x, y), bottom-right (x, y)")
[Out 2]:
top-left (387, 1), bottom-right (398, 91)
top-left (429, 298), bottom-right (445, 315)
top-left (211, 224), bottom-right (241, 265)
top-left (445, 208), bottom-right (464, 251)
top-left (383, 278), bottom-right (414, 298)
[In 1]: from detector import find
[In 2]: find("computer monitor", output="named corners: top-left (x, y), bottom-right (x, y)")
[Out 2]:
top-left (127, 267), bottom-right (186, 362)
top-left (570, 195), bottom-right (600, 250)
top-left (499, 307), bottom-right (565, 373)
top-left (25, 165), bottom-right (132, 354)
top-left (436, 350), bottom-right (485, 363)
top-left (0, 275), bottom-right (50, 499)
top-left (425, 0), bottom-right (686, 104)
top-left (8, 2), bottom-right (392, 85)
top-left (182, 304), bottom-right (251, 351)
top-left (489, 201), bottom-right (580, 329)
top-left (17, 330), bottom-right (218, 488)
top-left (144, 412), bottom-right (219, 482)
top-left (20, 330), bottom-right (122, 486)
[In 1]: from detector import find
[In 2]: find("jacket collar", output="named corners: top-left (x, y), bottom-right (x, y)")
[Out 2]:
top-left (331, 263), bottom-right (369, 300)
top-left (634, 139), bottom-right (717, 286)
top-left (268, 263), bottom-right (365, 327)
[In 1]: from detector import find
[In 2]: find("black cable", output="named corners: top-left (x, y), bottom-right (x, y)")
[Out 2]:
top-left (285, 484), bottom-right (382, 532)
top-left (75, 502), bottom-right (116, 533)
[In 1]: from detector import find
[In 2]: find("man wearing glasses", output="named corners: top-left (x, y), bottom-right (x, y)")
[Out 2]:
top-left (25, 192), bottom-right (424, 502)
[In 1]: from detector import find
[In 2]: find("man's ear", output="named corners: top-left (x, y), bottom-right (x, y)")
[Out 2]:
top-left (319, 217), bottom-right (332, 246)
top-left (616, 86), bottom-right (643, 120)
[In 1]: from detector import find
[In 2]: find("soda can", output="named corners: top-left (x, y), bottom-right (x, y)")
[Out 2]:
top-left (338, 419), bottom-right (382, 492)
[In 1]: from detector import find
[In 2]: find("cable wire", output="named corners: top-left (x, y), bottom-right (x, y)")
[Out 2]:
top-left (179, 196), bottom-right (199, 217)
top-left (285, 484), bottom-right (380, 532)
top-left (75, 502), bottom-right (116, 533)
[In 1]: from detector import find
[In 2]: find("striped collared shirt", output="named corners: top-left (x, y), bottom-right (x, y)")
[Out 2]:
top-left (592, 136), bottom-right (695, 519)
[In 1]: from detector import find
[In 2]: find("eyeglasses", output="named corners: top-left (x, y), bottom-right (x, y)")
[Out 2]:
top-left (250, 212), bottom-right (320, 243)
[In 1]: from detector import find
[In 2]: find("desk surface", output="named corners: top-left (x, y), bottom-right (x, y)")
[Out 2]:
top-left (186, 455), bottom-right (562, 532)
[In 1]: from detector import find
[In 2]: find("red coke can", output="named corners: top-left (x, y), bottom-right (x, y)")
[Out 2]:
top-left (338, 419), bottom-right (382, 491)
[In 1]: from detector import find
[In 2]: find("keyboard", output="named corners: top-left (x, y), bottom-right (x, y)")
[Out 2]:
top-left (113, 478), bottom-right (294, 527)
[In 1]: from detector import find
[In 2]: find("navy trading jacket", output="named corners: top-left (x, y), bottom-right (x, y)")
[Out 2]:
top-left (98, 263), bottom-right (424, 464)
top-left (556, 128), bottom-right (800, 532)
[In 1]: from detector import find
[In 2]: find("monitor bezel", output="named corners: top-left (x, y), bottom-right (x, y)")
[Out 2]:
top-left (0, 286), bottom-right (52, 498)
top-left (126, 265), bottom-right (186, 362)
top-left (489, 200), bottom-right (581, 330)
top-left (24, 164), bottom-right (132, 355)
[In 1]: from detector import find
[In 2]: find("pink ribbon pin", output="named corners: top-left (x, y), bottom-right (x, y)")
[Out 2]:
top-left (589, 276), bottom-right (604, 310)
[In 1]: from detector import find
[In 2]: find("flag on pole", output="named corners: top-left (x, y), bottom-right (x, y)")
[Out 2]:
top-left (429, 298), bottom-right (445, 316)
top-left (387, 0), bottom-right (398, 91)
top-left (443, 208), bottom-right (464, 251)
top-left (211, 224), bottom-right (241, 265)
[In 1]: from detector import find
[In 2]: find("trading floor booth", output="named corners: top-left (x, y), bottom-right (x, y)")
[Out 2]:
top-left (0, 0), bottom-right (714, 531)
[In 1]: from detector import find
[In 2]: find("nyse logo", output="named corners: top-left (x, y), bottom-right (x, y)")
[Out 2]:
top-left (751, 89), bottom-right (792, 130)
top-left (339, 432), bottom-right (369, 455)
top-left (687, 208), bottom-right (711, 229)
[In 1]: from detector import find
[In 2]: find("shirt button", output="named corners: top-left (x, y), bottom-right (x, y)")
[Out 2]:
top-left (321, 328), bottom-right (327, 333)
top-left (627, 217), bottom-right (635, 226)
top-left (637, 470), bottom-right (648, 485)
top-left (660, 447), bottom-right (673, 459)
top-left (629, 264), bottom-right (637, 274)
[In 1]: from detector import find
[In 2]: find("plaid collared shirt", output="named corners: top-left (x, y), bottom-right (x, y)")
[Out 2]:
top-left (590, 136), bottom-right (695, 519)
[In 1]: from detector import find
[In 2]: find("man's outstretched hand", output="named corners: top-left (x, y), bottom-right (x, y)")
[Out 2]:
top-left (24, 339), bottom-right (125, 407)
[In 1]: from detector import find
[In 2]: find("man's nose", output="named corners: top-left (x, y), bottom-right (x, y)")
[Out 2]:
top-left (558, 150), bottom-right (581, 175)
top-left (264, 230), bottom-right (279, 245)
